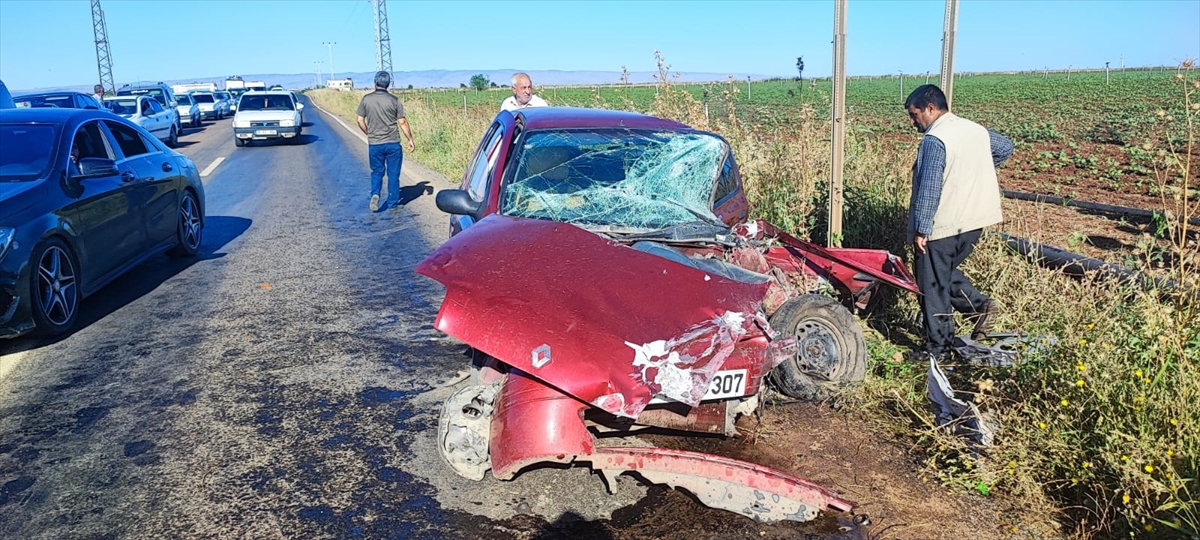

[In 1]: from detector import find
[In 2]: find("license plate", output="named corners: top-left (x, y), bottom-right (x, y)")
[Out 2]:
top-left (255, 129), bottom-right (277, 135)
top-left (705, 368), bottom-right (748, 400)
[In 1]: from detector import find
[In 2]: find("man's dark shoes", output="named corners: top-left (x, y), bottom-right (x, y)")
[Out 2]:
top-left (970, 300), bottom-right (1000, 341)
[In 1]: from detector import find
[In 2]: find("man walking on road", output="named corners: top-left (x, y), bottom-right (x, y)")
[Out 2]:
top-left (356, 71), bottom-right (416, 212)
top-left (903, 84), bottom-right (1013, 360)
top-left (500, 72), bottom-right (548, 112)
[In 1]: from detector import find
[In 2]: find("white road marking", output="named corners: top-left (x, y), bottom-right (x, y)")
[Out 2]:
top-left (200, 156), bottom-right (225, 178)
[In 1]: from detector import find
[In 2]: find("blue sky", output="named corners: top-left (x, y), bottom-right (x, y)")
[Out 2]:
top-left (1, 0), bottom-right (1196, 91)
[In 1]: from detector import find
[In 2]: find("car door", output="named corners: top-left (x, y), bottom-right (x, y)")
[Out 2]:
top-left (103, 120), bottom-right (179, 248)
top-left (451, 122), bottom-right (506, 236)
top-left (143, 98), bottom-right (168, 139)
top-left (69, 120), bottom-right (146, 280)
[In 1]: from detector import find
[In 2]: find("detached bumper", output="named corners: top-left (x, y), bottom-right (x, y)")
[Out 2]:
top-left (234, 126), bottom-right (301, 140)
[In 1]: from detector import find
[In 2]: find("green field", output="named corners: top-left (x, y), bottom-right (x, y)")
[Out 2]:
top-left (309, 63), bottom-right (1198, 538)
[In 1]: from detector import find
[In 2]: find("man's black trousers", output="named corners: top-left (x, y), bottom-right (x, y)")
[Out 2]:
top-left (913, 228), bottom-right (990, 356)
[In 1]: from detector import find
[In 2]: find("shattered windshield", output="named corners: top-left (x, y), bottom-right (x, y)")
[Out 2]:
top-left (500, 128), bottom-right (727, 232)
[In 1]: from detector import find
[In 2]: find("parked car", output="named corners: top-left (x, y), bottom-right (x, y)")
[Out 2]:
top-left (214, 91), bottom-right (234, 116)
top-left (0, 80), bottom-right (14, 109)
top-left (116, 82), bottom-right (180, 133)
top-left (174, 93), bottom-right (202, 127)
top-left (104, 95), bottom-right (179, 147)
top-left (191, 92), bottom-right (224, 121)
top-left (0, 107), bottom-right (205, 338)
top-left (418, 107), bottom-right (918, 524)
top-left (231, 91), bottom-right (304, 146)
top-left (13, 91), bottom-right (104, 110)
top-left (227, 89), bottom-right (246, 111)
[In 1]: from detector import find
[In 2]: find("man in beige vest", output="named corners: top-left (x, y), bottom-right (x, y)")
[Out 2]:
top-left (904, 84), bottom-right (1013, 359)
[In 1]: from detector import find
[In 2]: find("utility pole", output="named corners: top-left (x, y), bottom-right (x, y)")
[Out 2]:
top-left (314, 61), bottom-right (323, 89)
top-left (939, 0), bottom-right (959, 108)
top-left (1106, 61), bottom-right (1110, 85)
top-left (323, 41), bottom-right (337, 83)
top-left (373, 0), bottom-right (393, 81)
top-left (829, 0), bottom-right (847, 247)
top-left (746, 76), bottom-right (751, 101)
top-left (90, 0), bottom-right (115, 95)
top-left (899, 70), bottom-right (904, 100)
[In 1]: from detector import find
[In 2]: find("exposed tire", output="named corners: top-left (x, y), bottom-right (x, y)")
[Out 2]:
top-left (234, 136), bottom-right (246, 147)
top-left (166, 126), bottom-right (178, 148)
top-left (29, 237), bottom-right (81, 337)
top-left (767, 294), bottom-right (867, 401)
top-left (166, 190), bottom-right (203, 258)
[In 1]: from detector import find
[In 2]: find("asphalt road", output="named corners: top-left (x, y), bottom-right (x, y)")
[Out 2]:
top-left (0, 101), bottom-right (863, 540)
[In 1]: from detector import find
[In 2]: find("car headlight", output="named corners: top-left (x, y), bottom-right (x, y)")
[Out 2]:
top-left (279, 119), bottom-right (296, 127)
top-left (0, 227), bottom-right (15, 262)
top-left (233, 119), bottom-right (250, 128)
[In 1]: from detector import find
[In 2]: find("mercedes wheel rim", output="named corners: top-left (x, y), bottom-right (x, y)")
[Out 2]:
top-left (181, 195), bottom-right (201, 250)
top-left (37, 246), bottom-right (77, 326)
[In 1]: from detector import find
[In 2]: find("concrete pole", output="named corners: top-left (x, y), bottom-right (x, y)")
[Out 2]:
top-left (829, 0), bottom-right (847, 247)
top-left (939, 0), bottom-right (959, 108)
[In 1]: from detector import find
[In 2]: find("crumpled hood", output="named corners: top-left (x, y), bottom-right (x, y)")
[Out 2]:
top-left (416, 214), bottom-right (770, 419)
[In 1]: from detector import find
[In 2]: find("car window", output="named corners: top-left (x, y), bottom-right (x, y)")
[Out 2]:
top-left (0, 123), bottom-right (58, 181)
top-left (104, 121), bottom-right (151, 158)
top-left (148, 99), bottom-right (165, 114)
top-left (194, 94), bottom-right (215, 103)
top-left (712, 156), bottom-right (740, 206)
top-left (77, 94), bottom-right (101, 109)
top-left (465, 123), bottom-right (504, 202)
top-left (72, 121), bottom-right (115, 161)
top-left (176, 95), bottom-right (193, 105)
top-left (500, 128), bottom-right (726, 231)
top-left (14, 94), bottom-right (75, 109)
top-left (107, 99), bottom-right (138, 115)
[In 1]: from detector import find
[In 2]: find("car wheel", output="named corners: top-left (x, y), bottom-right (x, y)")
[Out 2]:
top-left (193, 116), bottom-right (201, 128)
top-left (167, 125), bottom-right (178, 148)
top-left (166, 190), bottom-right (203, 258)
top-left (29, 237), bottom-right (81, 337)
top-left (767, 294), bottom-right (867, 401)
top-left (234, 136), bottom-right (246, 147)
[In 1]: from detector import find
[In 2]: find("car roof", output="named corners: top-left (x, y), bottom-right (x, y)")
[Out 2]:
top-left (512, 107), bottom-right (692, 131)
top-left (0, 107), bottom-right (104, 124)
top-left (242, 90), bottom-right (293, 96)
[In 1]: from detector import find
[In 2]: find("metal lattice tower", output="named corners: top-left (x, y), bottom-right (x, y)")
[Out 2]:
top-left (91, 0), bottom-right (114, 95)
top-left (373, 0), bottom-right (393, 80)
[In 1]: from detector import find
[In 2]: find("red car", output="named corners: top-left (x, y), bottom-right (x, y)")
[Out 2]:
top-left (417, 107), bottom-right (916, 523)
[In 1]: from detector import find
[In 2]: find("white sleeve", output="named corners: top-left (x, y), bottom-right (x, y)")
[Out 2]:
top-left (500, 96), bottom-right (516, 112)
top-left (530, 95), bottom-right (549, 107)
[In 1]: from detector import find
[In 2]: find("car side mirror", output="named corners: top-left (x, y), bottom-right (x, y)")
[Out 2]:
top-left (435, 189), bottom-right (481, 216)
top-left (296, 103), bottom-right (305, 111)
top-left (73, 157), bottom-right (118, 178)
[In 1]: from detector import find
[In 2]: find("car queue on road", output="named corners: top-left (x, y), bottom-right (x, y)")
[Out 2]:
top-left (0, 76), bottom-right (298, 339)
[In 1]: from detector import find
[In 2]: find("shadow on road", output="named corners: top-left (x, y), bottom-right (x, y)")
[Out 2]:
top-left (0, 216), bottom-right (252, 354)
top-left (391, 181), bottom-right (434, 209)
top-left (240, 134), bottom-right (319, 147)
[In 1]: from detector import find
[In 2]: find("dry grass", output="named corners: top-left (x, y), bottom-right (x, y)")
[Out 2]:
top-left (305, 59), bottom-right (1199, 538)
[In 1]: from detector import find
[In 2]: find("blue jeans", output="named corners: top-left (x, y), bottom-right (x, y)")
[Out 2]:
top-left (368, 142), bottom-right (403, 205)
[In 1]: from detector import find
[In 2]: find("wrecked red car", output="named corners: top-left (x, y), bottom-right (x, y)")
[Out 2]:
top-left (417, 107), bottom-right (917, 523)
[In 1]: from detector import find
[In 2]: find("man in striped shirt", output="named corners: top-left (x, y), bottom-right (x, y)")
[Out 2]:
top-left (905, 84), bottom-right (1014, 359)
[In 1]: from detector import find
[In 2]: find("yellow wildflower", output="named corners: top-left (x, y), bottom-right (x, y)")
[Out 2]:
top-left (1145, 465), bottom-right (1154, 473)
top-left (1076, 379), bottom-right (1085, 387)
top-left (1123, 493), bottom-right (1131, 504)
top-left (1079, 338), bottom-right (1087, 345)
top-left (1083, 461), bottom-right (1091, 468)
top-left (1168, 450), bottom-right (1174, 458)
top-left (1061, 399), bottom-right (1070, 406)
top-left (1145, 524), bottom-right (1154, 532)
top-left (1135, 369), bottom-right (1143, 377)
top-left (1077, 363), bottom-right (1087, 372)
top-left (1039, 422), bottom-right (1047, 429)
top-left (1122, 455), bottom-right (1130, 461)
top-left (1170, 418), bottom-right (1178, 426)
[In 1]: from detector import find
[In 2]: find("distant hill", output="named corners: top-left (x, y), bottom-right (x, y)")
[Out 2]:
top-left (10, 68), bottom-right (780, 94)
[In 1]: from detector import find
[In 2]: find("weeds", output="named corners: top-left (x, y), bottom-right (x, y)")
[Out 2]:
top-left (306, 57), bottom-right (1199, 539)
